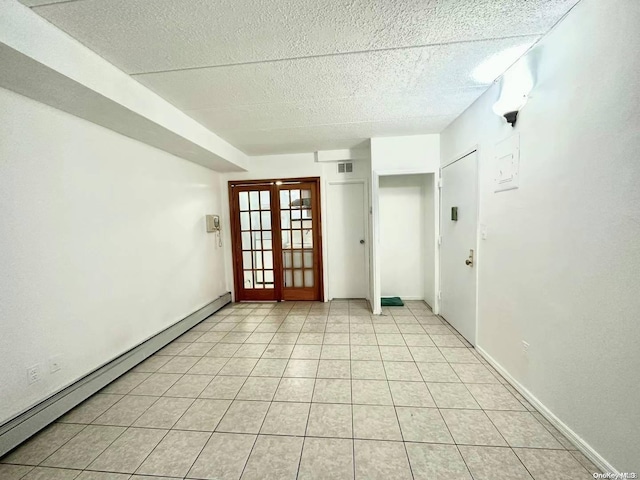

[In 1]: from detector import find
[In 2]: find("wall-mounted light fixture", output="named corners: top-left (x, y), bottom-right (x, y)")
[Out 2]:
top-left (472, 45), bottom-right (535, 128)
top-left (491, 58), bottom-right (534, 127)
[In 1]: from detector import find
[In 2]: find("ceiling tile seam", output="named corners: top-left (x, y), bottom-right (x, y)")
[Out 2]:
top-left (532, 0), bottom-right (585, 51)
top-left (183, 88), bottom-right (492, 112)
top-left (129, 33), bottom-right (543, 76)
top-left (213, 114), bottom-right (457, 133)
top-left (28, 0), bottom-right (86, 8)
top-left (479, 0), bottom-right (584, 90)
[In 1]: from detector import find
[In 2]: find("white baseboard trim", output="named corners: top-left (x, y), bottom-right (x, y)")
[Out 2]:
top-left (476, 345), bottom-right (618, 475)
top-left (0, 292), bottom-right (231, 458)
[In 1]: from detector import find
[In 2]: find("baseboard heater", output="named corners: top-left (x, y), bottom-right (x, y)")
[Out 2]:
top-left (0, 292), bottom-right (232, 458)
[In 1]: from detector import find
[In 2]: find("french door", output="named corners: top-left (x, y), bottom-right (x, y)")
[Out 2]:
top-left (229, 178), bottom-right (323, 302)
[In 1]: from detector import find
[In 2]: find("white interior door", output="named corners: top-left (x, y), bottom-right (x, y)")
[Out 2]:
top-left (440, 151), bottom-right (478, 345)
top-left (328, 181), bottom-right (367, 299)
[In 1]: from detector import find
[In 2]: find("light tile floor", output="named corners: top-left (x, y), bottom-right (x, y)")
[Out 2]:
top-left (1, 300), bottom-right (601, 480)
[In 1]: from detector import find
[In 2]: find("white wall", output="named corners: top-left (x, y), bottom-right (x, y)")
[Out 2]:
top-left (221, 153), bottom-right (372, 303)
top-left (371, 134), bottom-right (440, 173)
top-left (0, 87), bottom-right (228, 424)
top-left (379, 174), bottom-right (432, 300)
top-left (440, 0), bottom-right (640, 472)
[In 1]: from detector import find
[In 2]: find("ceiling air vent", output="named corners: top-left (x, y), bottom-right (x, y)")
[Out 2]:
top-left (338, 162), bottom-right (353, 173)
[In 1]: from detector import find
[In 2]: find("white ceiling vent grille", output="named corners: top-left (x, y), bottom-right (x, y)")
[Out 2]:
top-left (338, 162), bottom-right (353, 173)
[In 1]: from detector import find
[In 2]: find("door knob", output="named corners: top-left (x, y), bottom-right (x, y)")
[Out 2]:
top-left (360, 239), bottom-right (365, 244)
top-left (465, 249), bottom-right (474, 267)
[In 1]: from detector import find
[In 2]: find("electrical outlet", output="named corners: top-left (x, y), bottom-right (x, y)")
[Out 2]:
top-left (522, 341), bottom-right (530, 355)
top-left (49, 355), bottom-right (63, 373)
top-left (27, 364), bottom-right (41, 384)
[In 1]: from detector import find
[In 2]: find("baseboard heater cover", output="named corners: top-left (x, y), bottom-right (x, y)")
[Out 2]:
top-left (0, 292), bottom-right (231, 458)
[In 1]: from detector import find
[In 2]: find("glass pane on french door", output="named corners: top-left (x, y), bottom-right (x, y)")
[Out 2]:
top-left (278, 182), bottom-right (319, 300)
top-left (233, 186), bottom-right (277, 301)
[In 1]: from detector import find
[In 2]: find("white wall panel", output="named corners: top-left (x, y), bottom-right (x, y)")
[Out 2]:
top-left (0, 88), bottom-right (228, 423)
top-left (440, 0), bottom-right (640, 472)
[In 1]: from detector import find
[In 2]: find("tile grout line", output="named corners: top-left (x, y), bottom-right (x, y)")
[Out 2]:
top-left (429, 307), bottom-right (507, 479)
top-left (445, 337), bottom-right (534, 479)
top-left (191, 304), bottom-right (268, 480)
top-left (409, 304), bottom-right (471, 480)
top-left (294, 310), bottom-right (320, 480)
top-left (171, 305), bottom-right (264, 478)
top-left (46, 419), bottom-right (130, 473)
top-left (348, 306), bottom-right (356, 480)
top-left (106, 422), bottom-right (172, 477)
top-left (41, 386), bottom-right (162, 472)
top-left (380, 326), bottom-right (417, 480)
top-left (7, 424), bottom-right (90, 470)
top-left (233, 307), bottom-right (307, 480)
top-left (105, 309), bottom-right (238, 478)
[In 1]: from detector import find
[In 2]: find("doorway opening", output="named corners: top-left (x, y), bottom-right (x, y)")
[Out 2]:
top-left (378, 173), bottom-right (437, 307)
top-left (229, 177), bottom-right (324, 302)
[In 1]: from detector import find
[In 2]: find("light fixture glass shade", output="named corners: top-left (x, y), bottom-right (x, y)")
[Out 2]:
top-left (492, 59), bottom-right (534, 117)
top-left (472, 44), bottom-right (532, 84)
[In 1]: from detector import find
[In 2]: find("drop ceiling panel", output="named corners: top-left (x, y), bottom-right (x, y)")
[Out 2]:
top-left (135, 36), bottom-right (538, 111)
top-left (185, 90), bottom-right (484, 132)
top-left (218, 116), bottom-right (456, 155)
top-left (135, 48), bottom-right (431, 110)
top-left (27, 0), bottom-right (578, 73)
top-left (17, 0), bottom-right (579, 156)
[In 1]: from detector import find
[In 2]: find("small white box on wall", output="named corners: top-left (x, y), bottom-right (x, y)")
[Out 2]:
top-left (494, 133), bottom-right (520, 193)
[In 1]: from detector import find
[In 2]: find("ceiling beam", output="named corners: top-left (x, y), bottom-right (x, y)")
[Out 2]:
top-left (0, 0), bottom-right (248, 172)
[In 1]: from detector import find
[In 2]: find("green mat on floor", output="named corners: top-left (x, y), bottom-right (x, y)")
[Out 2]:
top-left (381, 297), bottom-right (404, 306)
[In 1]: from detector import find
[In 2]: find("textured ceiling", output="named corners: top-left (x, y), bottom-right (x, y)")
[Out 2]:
top-left (20, 0), bottom-right (580, 155)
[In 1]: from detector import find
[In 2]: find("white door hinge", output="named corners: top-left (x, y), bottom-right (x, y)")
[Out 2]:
top-left (437, 177), bottom-right (442, 188)
top-left (437, 235), bottom-right (442, 246)
top-left (437, 291), bottom-right (442, 300)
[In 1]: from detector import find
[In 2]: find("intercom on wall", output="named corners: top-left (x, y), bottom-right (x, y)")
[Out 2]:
top-left (206, 214), bottom-right (220, 232)
top-left (206, 215), bottom-right (222, 246)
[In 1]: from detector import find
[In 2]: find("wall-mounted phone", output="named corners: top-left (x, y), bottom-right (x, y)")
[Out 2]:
top-left (206, 214), bottom-right (222, 246)
top-left (206, 214), bottom-right (220, 232)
